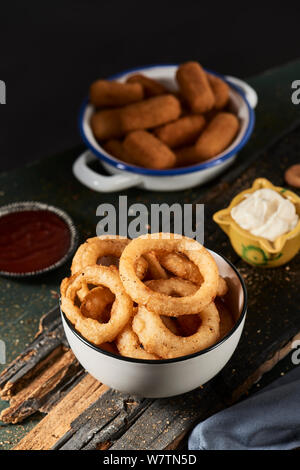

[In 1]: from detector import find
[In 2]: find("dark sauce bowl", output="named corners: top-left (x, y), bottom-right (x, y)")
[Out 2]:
top-left (0, 201), bottom-right (78, 278)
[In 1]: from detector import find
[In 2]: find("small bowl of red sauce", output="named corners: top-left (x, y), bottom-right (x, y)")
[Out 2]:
top-left (0, 201), bottom-right (78, 277)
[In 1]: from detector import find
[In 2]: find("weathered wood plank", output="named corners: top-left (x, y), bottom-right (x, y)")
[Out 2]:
top-left (111, 385), bottom-right (222, 450)
top-left (229, 331), bottom-right (300, 404)
top-left (106, 125), bottom-right (300, 450)
top-left (0, 306), bottom-right (67, 398)
top-left (110, 331), bottom-right (300, 450)
top-left (14, 374), bottom-right (107, 450)
top-left (212, 255), bottom-right (300, 404)
top-left (5, 123), bottom-right (300, 449)
top-left (0, 349), bottom-right (82, 424)
top-left (58, 391), bottom-right (152, 450)
top-left (103, 126), bottom-right (300, 450)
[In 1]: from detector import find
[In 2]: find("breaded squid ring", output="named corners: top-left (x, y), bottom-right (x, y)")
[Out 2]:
top-left (146, 278), bottom-right (201, 337)
top-left (158, 251), bottom-right (203, 284)
top-left (71, 236), bottom-right (148, 301)
top-left (145, 277), bottom-right (198, 297)
top-left (119, 233), bottom-right (219, 316)
top-left (132, 302), bottom-right (220, 359)
top-left (80, 286), bottom-right (115, 321)
top-left (116, 297), bottom-right (178, 360)
top-left (157, 251), bottom-right (228, 296)
top-left (217, 277), bottom-right (228, 297)
top-left (116, 322), bottom-right (160, 360)
top-left (71, 236), bottom-right (147, 279)
top-left (143, 252), bottom-right (168, 280)
top-left (176, 314), bottom-right (201, 337)
top-left (60, 265), bottom-right (133, 345)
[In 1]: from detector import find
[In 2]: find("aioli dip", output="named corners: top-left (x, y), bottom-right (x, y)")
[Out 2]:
top-left (230, 188), bottom-right (299, 242)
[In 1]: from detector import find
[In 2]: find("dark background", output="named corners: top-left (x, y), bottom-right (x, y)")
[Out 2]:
top-left (0, 1), bottom-right (299, 172)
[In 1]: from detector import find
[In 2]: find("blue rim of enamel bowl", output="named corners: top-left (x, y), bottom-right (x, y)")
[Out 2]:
top-left (78, 64), bottom-right (255, 176)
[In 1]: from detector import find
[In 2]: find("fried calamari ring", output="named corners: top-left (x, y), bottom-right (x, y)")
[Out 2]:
top-left (116, 280), bottom-right (189, 359)
top-left (60, 275), bottom-right (74, 298)
top-left (99, 341), bottom-right (120, 355)
top-left (217, 277), bottom-right (228, 297)
top-left (132, 302), bottom-right (220, 359)
top-left (116, 323), bottom-right (160, 360)
top-left (161, 316), bottom-right (180, 335)
top-left (61, 274), bottom-right (92, 304)
top-left (146, 278), bottom-right (200, 336)
top-left (157, 251), bottom-right (228, 296)
top-left (116, 299), bottom-right (177, 360)
top-left (158, 251), bottom-right (202, 284)
top-left (61, 265), bottom-right (133, 345)
top-left (71, 236), bottom-right (148, 302)
top-left (71, 236), bottom-right (148, 280)
top-left (146, 277), bottom-right (200, 337)
top-left (119, 233), bottom-right (219, 316)
top-left (145, 277), bottom-right (198, 297)
top-left (80, 286), bottom-right (115, 321)
top-left (176, 314), bottom-right (201, 337)
top-left (77, 283), bottom-right (92, 303)
top-left (143, 252), bottom-right (168, 280)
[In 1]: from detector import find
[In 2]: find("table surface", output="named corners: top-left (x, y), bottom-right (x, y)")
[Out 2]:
top-left (0, 59), bottom-right (300, 450)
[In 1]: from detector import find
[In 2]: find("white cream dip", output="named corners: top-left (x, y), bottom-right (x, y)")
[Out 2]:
top-left (230, 188), bottom-right (298, 242)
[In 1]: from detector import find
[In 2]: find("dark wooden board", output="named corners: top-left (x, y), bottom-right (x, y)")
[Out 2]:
top-left (1, 60), bottom-right (300, 449)
top-left (0, 306), bottom-right (85, 424)
top-left (0, 306), bottom-right (67, 398)
top-left (0, 121), bottom-right (298, 449)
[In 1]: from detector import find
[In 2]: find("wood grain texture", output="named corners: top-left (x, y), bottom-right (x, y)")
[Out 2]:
top-left (14, 374), bottom-right (107, 450)
top-left (1, 62), bottom-right (300, 449)
top-left (5, 124), bottom-right (300, 448)
top-left (0, 306), bottom-right (68, 399)
top-left (111, 386), bottom-right (222, 450)
top-left (0, 349), bottom-right (82, 424)
top-left (57, 391), bottom-right (152, 450)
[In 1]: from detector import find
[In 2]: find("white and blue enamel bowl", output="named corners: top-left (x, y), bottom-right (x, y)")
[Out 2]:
top-left (61, 250), bottom-right (247, 398)
top-left (74, 65), bottom-right (257, 193)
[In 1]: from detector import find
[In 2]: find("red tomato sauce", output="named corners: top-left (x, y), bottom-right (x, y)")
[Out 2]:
top-left (0, 210), bottom-right (71, 273)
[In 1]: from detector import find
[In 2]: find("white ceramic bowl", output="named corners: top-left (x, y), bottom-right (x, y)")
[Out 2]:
top-left (61, 250), bottom-right (247, 398)
top-left (73, 64), bottom-right (257, 193)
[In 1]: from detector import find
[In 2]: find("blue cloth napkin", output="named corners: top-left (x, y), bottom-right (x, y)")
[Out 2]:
top-left (189, 366), bottom-right (300, 450)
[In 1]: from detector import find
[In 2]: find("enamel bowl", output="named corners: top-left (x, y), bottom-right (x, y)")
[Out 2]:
top-left (61, 250), bottom-right (247, 398)
top-left (73, 64), bottom-right (257, 193)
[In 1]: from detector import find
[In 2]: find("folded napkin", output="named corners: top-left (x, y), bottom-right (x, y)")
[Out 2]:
top-left (189, 366), bottom-right (300, 450)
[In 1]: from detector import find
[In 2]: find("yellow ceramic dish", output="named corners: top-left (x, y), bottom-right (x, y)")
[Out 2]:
top-left (213, 178), bottom-right (300, 267)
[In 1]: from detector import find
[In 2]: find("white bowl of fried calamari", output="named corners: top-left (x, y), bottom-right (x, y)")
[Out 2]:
top-left (60, 233), bottom-right (247, 398)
